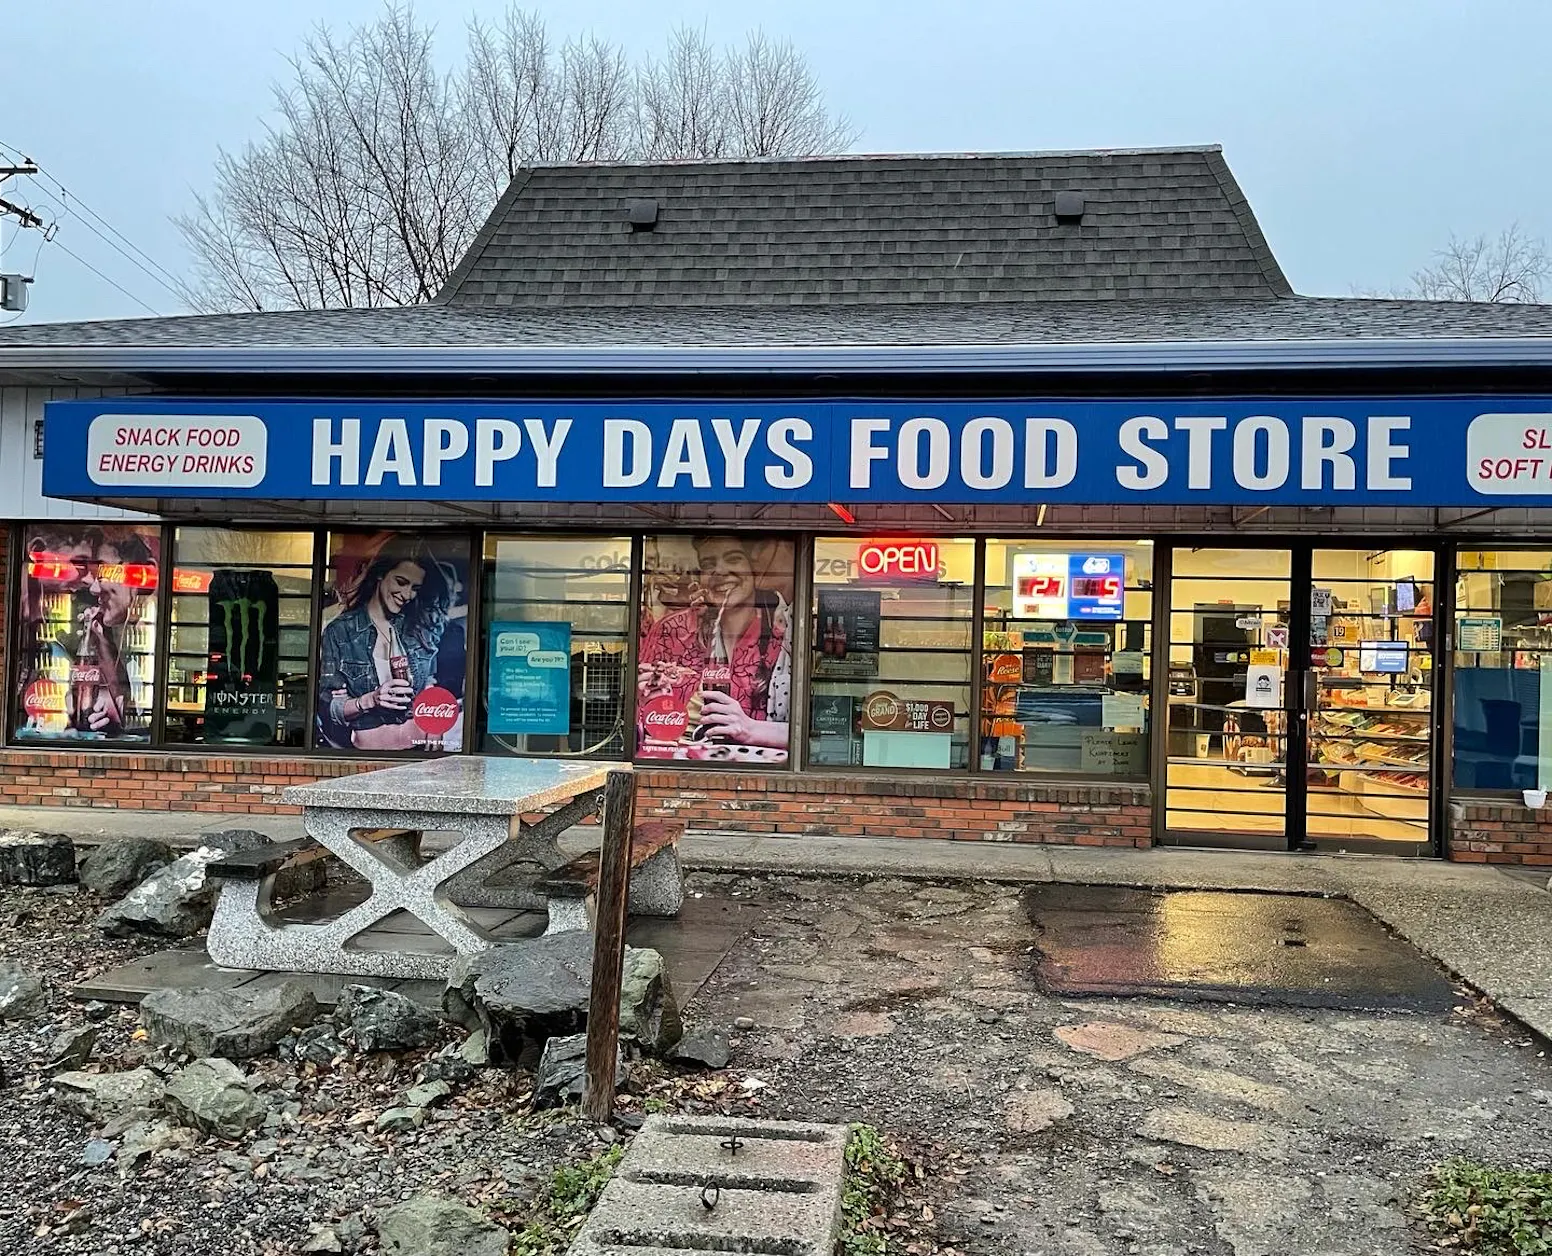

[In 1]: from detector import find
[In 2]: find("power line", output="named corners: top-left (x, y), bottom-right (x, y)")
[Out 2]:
top-left (0, 138), bottom-right (185, 298)
top-left (49, 238), bottom-right (161, 316)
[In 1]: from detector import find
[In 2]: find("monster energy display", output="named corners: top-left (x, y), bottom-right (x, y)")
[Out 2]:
top-left (205, 569), bottom-right (281, 743)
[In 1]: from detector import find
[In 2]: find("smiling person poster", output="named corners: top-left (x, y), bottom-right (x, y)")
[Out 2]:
top-left (316, 531), bottom-right (470, 752)
top-left (636, 533), bottom-right (793, 764)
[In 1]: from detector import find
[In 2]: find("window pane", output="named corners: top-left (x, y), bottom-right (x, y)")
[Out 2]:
top-left (1454, 549), bottom-right (1552, 790)
top-left (637, 534), bottom-right (794, 766)
top-left (981, 540), bottom-right (1153, 776)
top-left (481, 535), bottom-right (630, 757)
top-left (13, 524), bottom-right (160, 744)
top-left (810, 537), bottom-right (974, 770)
top-left (164, 528), bottom-right (315, 748)
top-left (319, 532), bottom-right (471, 753)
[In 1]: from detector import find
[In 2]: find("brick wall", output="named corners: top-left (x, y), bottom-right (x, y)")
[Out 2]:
top-left (0, 746), bottom-right (1153, 847)
top-left (0, 750), bottom-right (377, 815)
top-left (635, 769), bottom-right (1153, 846)
top-left (5, 739), bottom-right (1550, 862)
top-left (1447, 798), bottom-right (1552, 867)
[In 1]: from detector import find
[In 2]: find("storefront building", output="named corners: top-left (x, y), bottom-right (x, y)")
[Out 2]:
top-left (5, 146), bottom-right (1552, 866)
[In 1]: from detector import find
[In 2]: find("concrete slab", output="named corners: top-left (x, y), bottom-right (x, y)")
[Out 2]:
top-left (571, 1115), bottom-right (845, 1256)
top-left (675, 831), bottom-right (1552, 1040)
top-left (1026, 884), bottom-right (1459, 1011)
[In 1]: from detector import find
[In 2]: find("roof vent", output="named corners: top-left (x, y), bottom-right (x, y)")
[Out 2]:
top-left (625, 199), bottom-right (659, 232)
top-left (1053, 191), bottom-right (1085, 224)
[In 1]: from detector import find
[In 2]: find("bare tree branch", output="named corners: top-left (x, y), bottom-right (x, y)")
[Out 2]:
top-left (1386, 224), bottom-right (1550, 303)
top-left (177, 5), bottom-right (858, 311)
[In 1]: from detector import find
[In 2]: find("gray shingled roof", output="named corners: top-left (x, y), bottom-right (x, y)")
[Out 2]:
top-left (5, 297), bottom-right (1552, 351)
top-left (439, 146), bottom-right (1293, 306)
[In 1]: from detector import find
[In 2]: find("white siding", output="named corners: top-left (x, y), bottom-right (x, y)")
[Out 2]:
top-left (0, 386), bottom-right (158, 521)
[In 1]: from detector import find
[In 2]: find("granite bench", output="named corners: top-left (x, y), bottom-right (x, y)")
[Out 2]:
top-left (535, 820), bottom-right (686, 934)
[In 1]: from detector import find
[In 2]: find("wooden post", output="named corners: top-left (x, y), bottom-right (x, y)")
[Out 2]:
top-left (582, 767), bottom-right (635, 1123)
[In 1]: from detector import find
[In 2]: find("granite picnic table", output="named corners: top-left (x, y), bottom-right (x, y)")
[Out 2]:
top-left (206, 757), bottom-right (623, 979)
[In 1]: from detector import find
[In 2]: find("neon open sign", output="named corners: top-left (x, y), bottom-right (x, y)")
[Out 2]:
top-left (857, 541), bottom-right (940, 581)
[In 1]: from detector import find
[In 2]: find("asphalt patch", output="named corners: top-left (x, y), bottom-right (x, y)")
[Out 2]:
top-left (1024, 884), bottom-right (1458, 1011)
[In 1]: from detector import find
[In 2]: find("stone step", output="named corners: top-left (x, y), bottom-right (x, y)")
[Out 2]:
top-left (569, 1116), bottom-right (846, 1256)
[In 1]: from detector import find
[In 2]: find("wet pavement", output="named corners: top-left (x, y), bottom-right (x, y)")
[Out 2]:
top-left (1026, 885), bottom-right (1459, 1012)
top-left (687, 871), bottom-right (1552, 1256)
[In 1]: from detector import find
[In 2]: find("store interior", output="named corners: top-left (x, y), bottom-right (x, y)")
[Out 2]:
top-left (1164, 547), bottom-right (1435, 852)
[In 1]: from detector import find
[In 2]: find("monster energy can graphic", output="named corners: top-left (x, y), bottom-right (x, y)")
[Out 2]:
top-left (205, 569), bottom-right (281, 744)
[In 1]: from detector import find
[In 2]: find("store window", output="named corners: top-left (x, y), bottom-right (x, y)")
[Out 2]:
top-left (162, 529), bottom-right (315, 747)
top-left (481, 535), bottom-right (632, 757)
top-left (982, 540), bottom-right (1153, 776)
top-left (1454, 550), bottom-right (1552, 791)
top-left (810, 537), bottom-right (974, 770)
top-left (317, 531), bottom-right (472, 753)
top-left (13, 524), bottom-right (161, 744)
top-left (636, 534), bottom-right (795, 766)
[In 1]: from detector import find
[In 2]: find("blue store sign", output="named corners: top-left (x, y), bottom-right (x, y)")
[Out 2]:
top-left (486, 621), bottom-right (571, 736)
top-left (40, 396), bottom-right (1552, 506)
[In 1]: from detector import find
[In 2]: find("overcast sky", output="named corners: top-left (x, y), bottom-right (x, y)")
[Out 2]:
top-left (4, 0), bottom-right (1550, 323)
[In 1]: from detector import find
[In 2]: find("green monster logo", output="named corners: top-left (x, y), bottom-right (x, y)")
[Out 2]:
top-left (216, 597), bottom-right (268, 679)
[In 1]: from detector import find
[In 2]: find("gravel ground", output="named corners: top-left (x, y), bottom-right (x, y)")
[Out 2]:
top-left (2, 871), bottom-right (1550, 1256)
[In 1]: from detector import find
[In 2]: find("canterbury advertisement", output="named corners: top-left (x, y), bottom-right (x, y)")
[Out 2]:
top-left (203, 568), bottom-right (280, 744)
top-left (636, 533), bottom-right (794, 765)
top-left (13, 524), bottom-right (160, 744)
top-left (317, 531), bottom-right (470, 752)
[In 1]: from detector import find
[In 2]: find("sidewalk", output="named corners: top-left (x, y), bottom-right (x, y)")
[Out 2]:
top-left (6, 804), bottom-right (1549, 1040)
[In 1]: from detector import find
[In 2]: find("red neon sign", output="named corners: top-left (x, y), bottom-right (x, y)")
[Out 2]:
top-left (172, 568), bottom-right (213, 594)
top-left (857, 541), bottom-right (940, 581)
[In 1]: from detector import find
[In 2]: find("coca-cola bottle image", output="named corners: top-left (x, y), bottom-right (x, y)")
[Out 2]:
top-left (835, 614), bottom-right (848, 659)
top-left (387, 623), bottom-right (411, 687)
top-left (69, 590), bottom-right (104, 734)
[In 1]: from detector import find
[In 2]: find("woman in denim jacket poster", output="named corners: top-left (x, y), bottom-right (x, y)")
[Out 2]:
top-left (317, 534), bottom-right (461, 751)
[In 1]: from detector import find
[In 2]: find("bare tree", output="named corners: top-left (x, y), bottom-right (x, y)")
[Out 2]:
top-left (1398, 224), bottom-right (1550, 303)
top-left (177, 6), bottom-right (857, 312)
top-left (725, 31), bottom-right (857, 158)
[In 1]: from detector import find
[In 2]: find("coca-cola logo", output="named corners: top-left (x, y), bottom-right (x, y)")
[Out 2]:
top-left (640, 694), bottom-right (688, 743)
top-left (702, 664), bottom-right (732, 687)
top-left (69, 665), bottom-right (105, 685)
top-left (22, 682), bottom-right (59, 717)
top-left (412, 686), bottom-right (459, 735)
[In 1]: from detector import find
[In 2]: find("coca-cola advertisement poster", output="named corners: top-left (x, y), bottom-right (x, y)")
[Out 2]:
top-left (317, 531), bottom-right (470, 752)
top-left (13, 523), bottom-right (160, 744)
top-left (636, 534), bottom-right (794, 765)
top-left (813, 588), bottom-right (881, 678)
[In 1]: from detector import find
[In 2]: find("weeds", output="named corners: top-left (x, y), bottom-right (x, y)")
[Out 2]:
top-left (838, 1124), bottom-right (908, 1256)
top-left (508, 1143), bottom-right (625, 1256)
top-left (1421, 1159), bottom-right (1552, 1254)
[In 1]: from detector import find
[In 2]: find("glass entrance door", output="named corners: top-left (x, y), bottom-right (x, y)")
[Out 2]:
top-left (1162, 545), bottom-right (1437, 855)
top-left (1302, 549), bottom-right (1435, 855)
top-left (1164, 548), bottom-right (1294, 849)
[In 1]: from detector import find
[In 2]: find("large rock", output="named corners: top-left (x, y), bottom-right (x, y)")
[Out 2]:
top-left (335, 985), bottom-right (440, 1052)
top-left (532, 1033), bottom-right (625, 1109)
top-left (668, 1026), bottom-right (731, 1070)
top-left (53, 1067), bottom-right (164, 1120)
top-left (377, 1195), bottom-right (510, 1256)
top-left (163, 1058), bottom-right (263, 1138)
top-left (446, 933), bottom-right (594, 1066)
top-left (79, 838), bottom-right (173, 898)
top-left (619, 948), bottom-right (682, 1055)
top-left (0, 963), bottom-right (45, 1020)
top-left (95, 831), bottom-right (319, 938)
top-left (140, 981), bottom-right (319, 1059)
top-left (0, 830), bottom-right (76, 886)
top-left (95, 844), bottom-right (233, 938)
